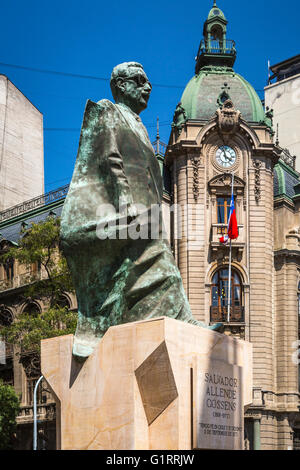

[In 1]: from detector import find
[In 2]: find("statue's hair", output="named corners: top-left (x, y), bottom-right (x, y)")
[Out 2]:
top-left (110, 62), bottom-right (144, 100)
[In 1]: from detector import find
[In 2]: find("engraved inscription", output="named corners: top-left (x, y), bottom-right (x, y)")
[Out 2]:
top-left (196, 361), bottom-right (243, 450)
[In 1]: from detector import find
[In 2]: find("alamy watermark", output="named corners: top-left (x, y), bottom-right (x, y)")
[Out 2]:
top-left (95, 200), bottom-right (206, 250)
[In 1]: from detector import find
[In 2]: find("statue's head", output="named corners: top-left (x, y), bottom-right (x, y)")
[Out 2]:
top-left (110, 62), bottom-right (152, 115)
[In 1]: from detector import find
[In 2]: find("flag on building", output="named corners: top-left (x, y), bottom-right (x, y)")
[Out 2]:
top-left (219, 193), bottom-right (238, 244)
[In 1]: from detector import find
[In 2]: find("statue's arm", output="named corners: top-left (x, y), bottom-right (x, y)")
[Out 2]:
top-left (60, 100), bottom-right (136, 251)
top-left (96, 100), bottom-right (135, 213)
top-left (106, 148), bottom-right (134, 209)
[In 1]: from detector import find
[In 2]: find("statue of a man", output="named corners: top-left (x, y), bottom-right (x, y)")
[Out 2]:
top-left (60, 62), bottom-right (221, 360)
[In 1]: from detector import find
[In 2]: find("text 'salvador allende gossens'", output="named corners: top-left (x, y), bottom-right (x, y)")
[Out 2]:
top-left (204, 373), bottom-right (238, 411)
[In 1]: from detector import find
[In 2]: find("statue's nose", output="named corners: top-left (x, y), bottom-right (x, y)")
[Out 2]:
top-left (144, 82), bottom-right (152, 92)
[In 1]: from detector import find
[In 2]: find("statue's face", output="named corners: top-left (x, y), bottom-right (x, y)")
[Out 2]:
top-left (117, 67), bottom-right (152, 114)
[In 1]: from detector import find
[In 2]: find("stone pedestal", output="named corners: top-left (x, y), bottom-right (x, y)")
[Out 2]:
top-left (41, 317), bottom-right (252, 450)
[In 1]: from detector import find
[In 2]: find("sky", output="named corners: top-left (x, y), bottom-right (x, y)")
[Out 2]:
top-left (0, 0), bottom-right (299, 193)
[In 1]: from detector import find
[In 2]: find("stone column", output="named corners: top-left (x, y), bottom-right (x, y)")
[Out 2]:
top-left (248, 158), bottom-right (274, 392)
top-left (253, 419), bottom-right (261, 450)
top-left (175, 155), bottom-right (189, 294)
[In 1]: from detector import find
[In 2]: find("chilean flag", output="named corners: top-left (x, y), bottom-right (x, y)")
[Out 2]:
top-left (219, 194), bottom-right (239, 244)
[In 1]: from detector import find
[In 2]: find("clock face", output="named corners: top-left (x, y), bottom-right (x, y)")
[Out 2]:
top-left (216, 146), bottom-right (237, 168)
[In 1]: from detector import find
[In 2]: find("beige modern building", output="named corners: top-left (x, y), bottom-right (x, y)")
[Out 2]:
top-left (265, 55), bottom-right (300, 171)
top-left (0, 75), bottom-right (44, 211)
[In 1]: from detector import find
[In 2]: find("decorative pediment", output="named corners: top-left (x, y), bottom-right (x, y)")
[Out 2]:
top-left (216, 99), bottom-right (241, 138)
top-left (208, 173), bottom-right (245, 192)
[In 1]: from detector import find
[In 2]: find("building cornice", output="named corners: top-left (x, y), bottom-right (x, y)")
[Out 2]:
top-left (274, 195), bottom-right (295, 210)
top-left (274, 248), bottom-right (300, 260)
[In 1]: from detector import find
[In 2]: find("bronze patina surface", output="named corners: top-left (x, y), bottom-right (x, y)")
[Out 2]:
top-left (60, 62), bottom-right (221, 359)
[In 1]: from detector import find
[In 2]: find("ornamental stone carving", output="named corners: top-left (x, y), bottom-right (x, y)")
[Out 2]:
top-left (190, 155), bottom-right (200, 202)
top-left (216, 99), bottom-right (241, 139)
top-left (252, 159), bottom-right (262, 204)
top-left (171, 102), bottom-right (187, 134)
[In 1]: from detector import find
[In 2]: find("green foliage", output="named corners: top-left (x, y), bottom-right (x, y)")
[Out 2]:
top-left (2, 217), bottom-right (74, 304)
top-left (0, 216), bottom-right (76, 354)
top-left (1, 307), bottom-right (77, 354)
top-left (0, 379), bottom-right (20, 450)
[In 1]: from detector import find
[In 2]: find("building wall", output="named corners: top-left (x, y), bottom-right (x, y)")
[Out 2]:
top-left (166, 107), bottom-right (300, 449)
top-left (0, 75), bottom-right (44, 211)
top-left (265, 74), bottom-right (300, 171)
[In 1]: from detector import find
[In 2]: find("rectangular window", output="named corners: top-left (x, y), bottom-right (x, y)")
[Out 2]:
top-left (0, 360), bottom-right (14, 387)
top-left (217, 197), bottom-right (231, 224)
top-left (4, 260), bottom-right (14, 281)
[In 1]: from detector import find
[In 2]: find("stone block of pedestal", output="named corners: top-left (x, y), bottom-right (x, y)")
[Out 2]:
top-left (41, 317), bottom-right (252, 450)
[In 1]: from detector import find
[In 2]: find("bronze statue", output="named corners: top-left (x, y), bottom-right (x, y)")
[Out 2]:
top-left (60, 62), bottom-right (222, 360)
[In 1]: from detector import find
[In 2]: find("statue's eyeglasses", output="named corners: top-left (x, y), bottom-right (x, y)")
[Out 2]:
top-left (127, 74), bottom-right (152, 89)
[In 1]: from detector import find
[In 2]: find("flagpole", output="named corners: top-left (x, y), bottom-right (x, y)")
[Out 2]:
top-left (227, 171), bottom-right (234, 323)
top-left (227, 239), bottom-right (232, 323)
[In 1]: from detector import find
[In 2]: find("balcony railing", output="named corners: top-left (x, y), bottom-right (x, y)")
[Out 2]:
top-left (17, 402), bottom-right (56, 424)
top-left (279, 147), bottom-right (296, 170)
top-left (0, 184), bottom-right (69, 223)
top-left (198, 39), bottom-right (236, 56)
top-left (210, 224), bottom-right (245, 247)
top-left (152, 139), bottom-right (167, 156)
top-left (210, 306), bottom-right (245, 323)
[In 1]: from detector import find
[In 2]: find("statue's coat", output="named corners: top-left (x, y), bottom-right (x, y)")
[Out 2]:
top-left (60, 99), bottom-right (202, 357)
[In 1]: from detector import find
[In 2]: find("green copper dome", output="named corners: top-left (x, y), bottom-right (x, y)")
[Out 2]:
top-left (180, 69), bottom-right (265, 123)
top-left (177, 2), bottom-right (266, 125)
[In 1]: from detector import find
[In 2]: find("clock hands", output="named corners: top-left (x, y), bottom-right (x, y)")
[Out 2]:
top-left (216, 146), bottom-right (236, 167)
top-left (221, 146), bottom-right (232, 163)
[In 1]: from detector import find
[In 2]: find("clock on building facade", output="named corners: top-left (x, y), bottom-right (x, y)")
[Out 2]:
top-left (215, 146), bottom-right (237, 168)
top-left (166, 0), bottom-right (300, 451)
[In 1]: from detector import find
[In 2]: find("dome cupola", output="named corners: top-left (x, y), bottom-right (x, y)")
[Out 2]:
top-left (195, 0), bottom-right (236, 73)
top-left (173, 1), bottom-right (266, 126)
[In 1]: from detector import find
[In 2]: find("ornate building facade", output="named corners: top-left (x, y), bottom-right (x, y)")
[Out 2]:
top-left (163, 2), bottom-right (300, 450)
top-left (0, 1), bottom-right (300, 450)
top-left (0, 186), bottom-right (74, 450)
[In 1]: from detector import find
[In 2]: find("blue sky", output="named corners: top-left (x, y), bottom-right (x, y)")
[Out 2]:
top-left (1, 0), bottom-right (299, 192)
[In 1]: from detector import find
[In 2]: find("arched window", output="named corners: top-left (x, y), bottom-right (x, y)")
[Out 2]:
top-left (0, 309), bottom-right (13, 326)
top-left (3, 257), bottom-right (14, 281)
top-left (31, 261), bottom-right (41, 274)
top-left (210, 268), bottom-right (244, 323)
top-left (51, 296), bottom-right (70, 309)
top-left (210, 25), bottom-right (224, 52)
top-left (23, 302), bottom-right (40, 316)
